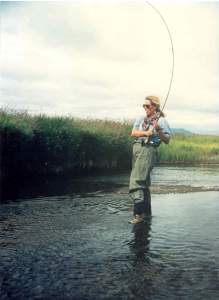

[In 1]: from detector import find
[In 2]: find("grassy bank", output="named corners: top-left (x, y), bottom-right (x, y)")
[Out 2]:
top-left (0, 110), bottom-right (132, 181)
top-left (159, 134), bottom-right (219, 163)
top-left (0, 109), bottom-right (219, 181)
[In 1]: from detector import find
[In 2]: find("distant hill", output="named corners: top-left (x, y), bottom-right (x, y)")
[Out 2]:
top-left (171, 128), bottom-right (193, 135)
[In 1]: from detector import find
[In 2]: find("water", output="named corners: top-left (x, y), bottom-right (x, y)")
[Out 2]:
top-left (1, 166), bottom-right (219, 299)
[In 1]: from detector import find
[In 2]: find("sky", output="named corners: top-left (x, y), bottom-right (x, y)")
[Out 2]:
top-left (1, 0), bottom-right (219, 134)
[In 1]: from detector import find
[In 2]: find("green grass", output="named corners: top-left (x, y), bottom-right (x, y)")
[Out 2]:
top-left (159, 134), bottom-right (219, 163)
top-left (0, 109), bottom-right (133, 179)
top-left (1, 109), bottom-right (219, 180)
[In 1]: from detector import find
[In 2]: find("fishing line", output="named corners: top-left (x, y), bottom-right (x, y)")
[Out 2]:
top-left (146, 1), bottom-right (175, 112)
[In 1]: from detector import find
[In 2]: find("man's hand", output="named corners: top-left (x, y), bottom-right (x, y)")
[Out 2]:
top-left (145, 129), bottom-right (153, 137)
top-left (131, 129), bottom-right (153, 138)
top-left (152, 120), bottom-right (170, 144)
top-left (153, 120), bottom-right (161, 131)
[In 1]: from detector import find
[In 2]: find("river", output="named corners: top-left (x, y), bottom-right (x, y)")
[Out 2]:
top-left (0, 166), bottom-right (219, 299)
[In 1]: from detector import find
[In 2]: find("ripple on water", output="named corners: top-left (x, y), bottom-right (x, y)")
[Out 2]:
top-left (1, 168), bottom-right (219, 299)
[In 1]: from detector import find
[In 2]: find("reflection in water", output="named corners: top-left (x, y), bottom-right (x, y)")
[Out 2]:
top-left (3, 165), bottom-right (219, 202)
top-left (1, 167), bottom-right (219, 300)
top-left (2, 175), bottom-right (127, 202)
top-left (129, 218), bottom-right (152, 262)
top-left (127, 218), bottom-right (154, 300)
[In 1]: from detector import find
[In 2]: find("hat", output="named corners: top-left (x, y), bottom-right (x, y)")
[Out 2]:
top-left (143, 95), bottom-right (160, 107)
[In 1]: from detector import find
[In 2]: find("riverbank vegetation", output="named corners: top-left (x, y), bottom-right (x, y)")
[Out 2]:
top-left (1, 109), bottom-right (219, 181)
top-left (159, 134), bottom-right (219, 163)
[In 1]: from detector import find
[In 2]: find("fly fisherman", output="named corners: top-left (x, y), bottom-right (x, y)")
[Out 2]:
top-left (129, 95), bottom-right (171, 225)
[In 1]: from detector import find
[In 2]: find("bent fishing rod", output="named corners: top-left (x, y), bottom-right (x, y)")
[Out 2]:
top-left (146, 1), bottom-right (175, 113)
top-left (143, 2), bottom-right (175, 143)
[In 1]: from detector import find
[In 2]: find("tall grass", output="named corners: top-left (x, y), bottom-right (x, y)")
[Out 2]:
top-left (0, 109), bottom-right (219, 180)
top-left (0, 109), bottom-right (133, 180)
top-left (159, 134), bottom-right (219, 163)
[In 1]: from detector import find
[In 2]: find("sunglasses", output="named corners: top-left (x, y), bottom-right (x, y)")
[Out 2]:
top-left (143, 102), bottom-right (157, 109)
top-left (144, 104), bottom-right (152, 109)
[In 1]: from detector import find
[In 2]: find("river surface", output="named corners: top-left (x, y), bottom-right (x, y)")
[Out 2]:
top-left (0, 166), bottom-right (219, 299)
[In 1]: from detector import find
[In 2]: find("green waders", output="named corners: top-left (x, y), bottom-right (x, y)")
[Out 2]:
top-left (129, 142), bottom-right (157, 216)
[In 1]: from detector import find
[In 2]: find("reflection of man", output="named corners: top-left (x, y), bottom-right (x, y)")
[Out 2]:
top-left (129, 220), bottom-right (152, 261)
top-left (129, 96), bottom-right (171, 225)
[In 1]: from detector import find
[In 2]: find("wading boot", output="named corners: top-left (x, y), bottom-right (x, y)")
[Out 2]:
top-left (129, 213), bottom-right (146, 225)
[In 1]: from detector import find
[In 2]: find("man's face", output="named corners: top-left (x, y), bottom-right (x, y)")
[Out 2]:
top-left (143, 101), bottom-right (156, 116)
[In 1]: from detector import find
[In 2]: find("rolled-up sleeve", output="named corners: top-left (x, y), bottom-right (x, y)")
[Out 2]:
top-left (133, 117), bottom-right (144, 130)
top-left (158, 118), bottom-right (171, 135)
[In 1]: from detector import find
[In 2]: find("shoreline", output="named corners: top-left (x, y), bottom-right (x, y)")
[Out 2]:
top-left (150, 184), bottom-right (219, 194)
top-left (2, 161), bottom-right (219, 183)
top-left (159, 161), bottom-right (219, 166)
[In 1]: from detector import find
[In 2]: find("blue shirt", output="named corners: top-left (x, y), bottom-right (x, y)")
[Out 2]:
top-left (132, 115), bottom-right (171, 146)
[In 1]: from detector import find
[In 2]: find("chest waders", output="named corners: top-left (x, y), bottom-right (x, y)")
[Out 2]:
top-left (129, 142), bottom-right (157, 215)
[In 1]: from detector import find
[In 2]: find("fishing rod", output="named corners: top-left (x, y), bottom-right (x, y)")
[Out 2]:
top-left (146, 1), bottom-right (175, 113)
top-left (144, 2), bottom-right (175, 144)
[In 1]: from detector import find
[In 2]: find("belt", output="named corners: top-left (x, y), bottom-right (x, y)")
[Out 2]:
top-left (134, 140), bottom-right (160, 148)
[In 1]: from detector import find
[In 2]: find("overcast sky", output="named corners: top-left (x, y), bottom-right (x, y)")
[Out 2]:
top-left (1, 0), bottom-right (219, 134)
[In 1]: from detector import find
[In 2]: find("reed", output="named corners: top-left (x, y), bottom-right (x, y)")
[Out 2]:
top-left (0, 109), bottom-right (133, 180)
top-left (158, 134), bottom-right (219, 163)
top-left (1, 109), bottom-right (219, 180)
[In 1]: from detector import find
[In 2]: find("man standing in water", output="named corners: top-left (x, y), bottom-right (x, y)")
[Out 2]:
top-left (129, 96), bottom-right (171, 224)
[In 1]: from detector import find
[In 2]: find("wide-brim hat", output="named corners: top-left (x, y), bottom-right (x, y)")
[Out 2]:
top-left (143, 95), bottom-right (160, 107)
